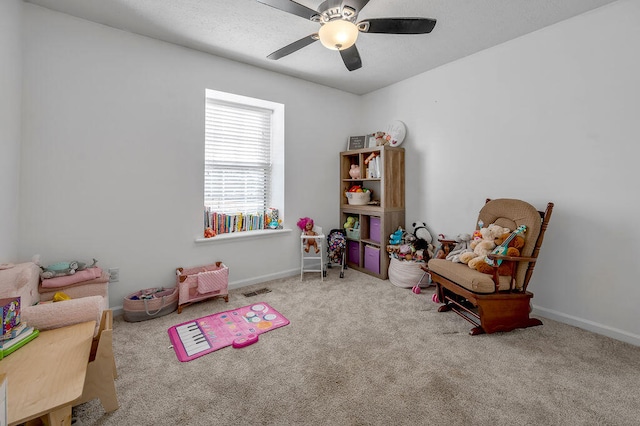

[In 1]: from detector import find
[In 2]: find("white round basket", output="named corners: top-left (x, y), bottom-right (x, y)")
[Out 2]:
top-left (388, 258), bottom-right (425, 288)
top-left (345, 191), bottom-right (371, 205)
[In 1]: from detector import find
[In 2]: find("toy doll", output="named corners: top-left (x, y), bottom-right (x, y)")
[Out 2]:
top-left (297, 217), bottom-right (320, 253)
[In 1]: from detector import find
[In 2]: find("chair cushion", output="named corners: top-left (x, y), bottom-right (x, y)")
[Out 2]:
top-left (428, 259), bottom-right (514, 293)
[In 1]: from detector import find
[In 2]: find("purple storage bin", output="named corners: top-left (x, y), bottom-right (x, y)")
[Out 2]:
top-left (369, 217), bottom-right (381, 243)
top-left (348, 241), bottom-right (360, 264)
top-left (364, 245), bottom-right (380, 274)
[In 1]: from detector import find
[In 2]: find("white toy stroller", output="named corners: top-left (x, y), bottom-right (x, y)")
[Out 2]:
top-left (326, 228), bottom-right (347, 278)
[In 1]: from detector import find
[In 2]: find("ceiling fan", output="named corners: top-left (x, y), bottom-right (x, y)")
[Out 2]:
top-left (256, 0), bottom-right (437, 71)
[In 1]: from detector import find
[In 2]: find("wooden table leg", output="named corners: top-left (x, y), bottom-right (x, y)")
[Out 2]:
top-left (73, 310), bottom-right (119, 413)
top-left (43, 404), bottom-right (72, 426)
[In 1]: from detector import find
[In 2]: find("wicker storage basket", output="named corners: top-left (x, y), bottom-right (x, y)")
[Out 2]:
top-left (345, 191), bottom-right (371, 205)
top-left (123, 287), bottom-right (178, 322)
top-left (388, 258), bottom-right (424, 288)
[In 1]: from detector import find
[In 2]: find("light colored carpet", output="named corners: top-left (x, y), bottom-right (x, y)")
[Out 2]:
top-left (74, 268), bottom-right (640, 425)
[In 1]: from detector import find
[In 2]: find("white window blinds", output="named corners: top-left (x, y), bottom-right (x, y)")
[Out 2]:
top-left (204, 98), bottom-right (272, 214)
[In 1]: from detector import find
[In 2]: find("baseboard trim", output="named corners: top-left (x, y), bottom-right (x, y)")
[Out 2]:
top-left (532, 305), bottom-right (640, 347)
top-left (110, 268), bottom-right (300, 318)
top-left (227, 268), bottom-right (300, 290)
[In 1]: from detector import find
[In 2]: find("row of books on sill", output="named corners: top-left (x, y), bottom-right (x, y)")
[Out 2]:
top-left (1, 297), bottom-right (39, 359)
top-left (203, 207), bottom-right (280, 235)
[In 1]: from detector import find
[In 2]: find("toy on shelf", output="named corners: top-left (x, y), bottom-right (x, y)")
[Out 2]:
top-left (345, 185), bottom-right (372, 205)
top-left (349, 164), bottom-right (361, 179)
top-left (371, 131), bottom-right (389, 146)
top-left (344, 216), bottom-right (356, 229)
top-left (267, 207), bottom-right (282, 229)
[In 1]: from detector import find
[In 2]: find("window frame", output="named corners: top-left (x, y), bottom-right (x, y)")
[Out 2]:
top-left (199, 89), bottom-right (285, 242)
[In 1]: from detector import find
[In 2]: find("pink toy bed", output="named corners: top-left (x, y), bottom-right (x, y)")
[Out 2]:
top-left (175, 262), bottom-right (229, 313)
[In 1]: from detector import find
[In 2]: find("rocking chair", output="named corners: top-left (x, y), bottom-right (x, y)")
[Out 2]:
top-left (427, 198), bottom-right (554, 335)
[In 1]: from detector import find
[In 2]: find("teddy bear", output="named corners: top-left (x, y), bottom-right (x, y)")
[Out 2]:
top-left (475, 231), bottom-right (525, 275)
top-left (459, 224), bottom-right (510, 270)
top-left (372, 131), bottom-right (389, 146)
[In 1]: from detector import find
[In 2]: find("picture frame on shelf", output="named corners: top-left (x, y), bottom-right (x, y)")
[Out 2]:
top-left (367, 134), bottom-right (377, 148)
top-left (347, 135), bottom-right (366, 151)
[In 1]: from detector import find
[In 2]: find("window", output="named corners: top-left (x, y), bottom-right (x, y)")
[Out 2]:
top-left (204, 89), bottom-right (284, 235)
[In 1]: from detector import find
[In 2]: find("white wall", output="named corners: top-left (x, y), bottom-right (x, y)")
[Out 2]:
top-left (362, 0), bottom-right (640, 345)
top-left (0, 0), bottom-right (22, 262)
top-left (19, 4), bottom-right (361, 308)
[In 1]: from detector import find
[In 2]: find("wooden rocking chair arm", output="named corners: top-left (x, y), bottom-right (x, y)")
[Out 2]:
top-left (486, 255), bottom-right (536, 292)
top-left (486, 254), bottom-right (537, 263)
top-left (437, 239), bottom-right (457, 244)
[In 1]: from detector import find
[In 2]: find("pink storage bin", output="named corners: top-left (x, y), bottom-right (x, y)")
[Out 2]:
top-left (369, 217), bottom-right (381, 243)
top-left (364, 245), bottom-right (380, 274)
top-left (348, 241), bottom-right (360, 264)
top-left (175, 261), bottom-right (229, 313)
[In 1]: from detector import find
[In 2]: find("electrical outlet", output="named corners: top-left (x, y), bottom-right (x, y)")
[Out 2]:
top-left (108, 268), bottom-right (120, 283)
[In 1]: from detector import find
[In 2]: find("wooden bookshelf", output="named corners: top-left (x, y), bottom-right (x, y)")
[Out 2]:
top-left (340, 145), bottom-right (405, 279)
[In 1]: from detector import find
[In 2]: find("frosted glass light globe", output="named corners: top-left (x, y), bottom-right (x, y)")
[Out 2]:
top-left (318, 20), bottom-right (359, 50)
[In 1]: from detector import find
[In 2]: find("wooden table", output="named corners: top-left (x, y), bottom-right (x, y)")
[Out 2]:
top-left (0, 321), bottom-right (95, 426)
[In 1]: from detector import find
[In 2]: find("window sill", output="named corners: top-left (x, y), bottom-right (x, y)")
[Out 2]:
top-left (195, 228), bottom-right (292, 244)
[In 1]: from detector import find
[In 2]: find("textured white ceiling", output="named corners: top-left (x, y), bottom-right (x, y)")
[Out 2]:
top-left (24, 0), bottom-right (617, 95)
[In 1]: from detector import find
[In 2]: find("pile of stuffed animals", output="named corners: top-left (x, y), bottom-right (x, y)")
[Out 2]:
top-left (386, 222), bottom-right (435, 262)
top-left (438, 223), bottom-right (526, 276)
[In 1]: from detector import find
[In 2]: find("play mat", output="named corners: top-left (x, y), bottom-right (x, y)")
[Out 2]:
top-left (167, 302), bottom-right (289, 362)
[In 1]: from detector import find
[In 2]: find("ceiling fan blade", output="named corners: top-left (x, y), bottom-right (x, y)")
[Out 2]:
top-left (339, 45), bottom-right (362, 71)
top-left (255, 0), bottom-right (319, 20)
top-left (357, 18), bottom-right (437, 34)
top-left (267, 34), bottom-right (318, 60)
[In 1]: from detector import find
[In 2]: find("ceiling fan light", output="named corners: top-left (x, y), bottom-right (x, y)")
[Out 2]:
top-left (318, 20), bottom-right (358, 50)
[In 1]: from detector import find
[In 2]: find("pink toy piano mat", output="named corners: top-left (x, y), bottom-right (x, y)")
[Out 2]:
top-left (167, 302), bottom-right (289, 362)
